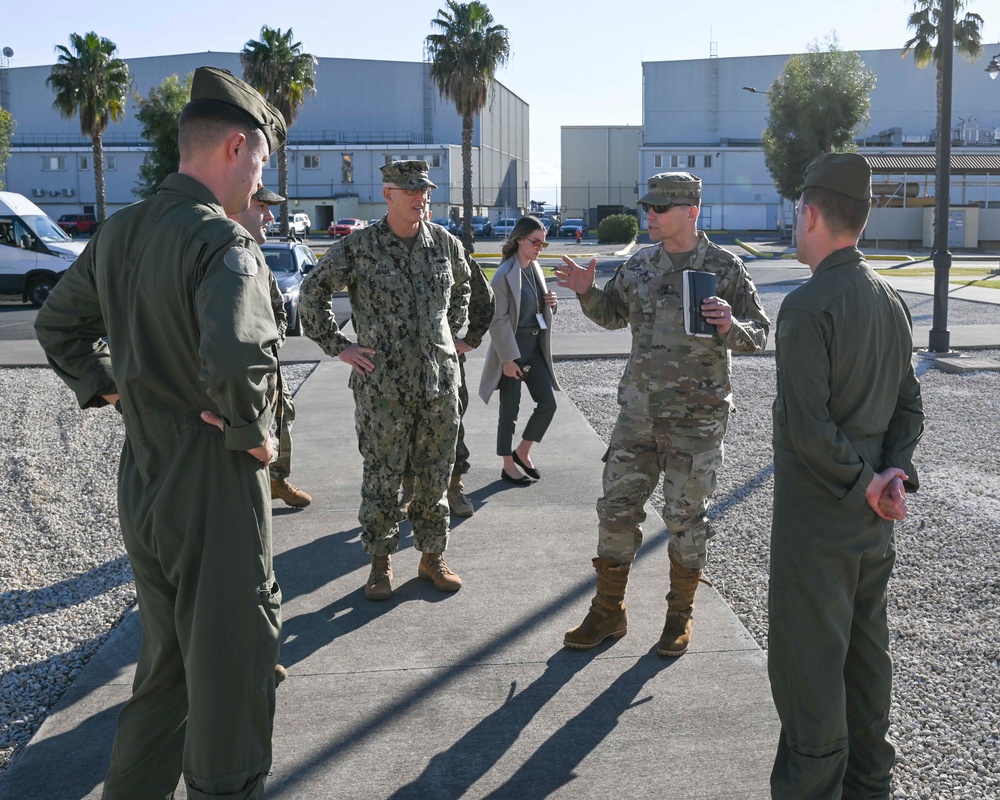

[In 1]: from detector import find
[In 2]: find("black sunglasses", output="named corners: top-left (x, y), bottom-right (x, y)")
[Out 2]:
top-left (638, 202), bottom-right (692, 214)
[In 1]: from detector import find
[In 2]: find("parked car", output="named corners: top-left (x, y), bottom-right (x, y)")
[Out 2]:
top-left (328, 217), bottom-right (367, 238)
top-left (493, 218), bottom-right (520, 238)
top-left (538, 215), bottom-right (561, 235)
top-left (471, 215), bottom-right (492, 237)
top-left (259, 242), bottom-right (318, 336)
top-left (559, 218), bottom-right (586, 237)
top-left (267, 212), bottom-right (311, 238)
top-left (56, 213), bottom-right (99, 236)
top-left (431, 218), bottom-right (458, 235)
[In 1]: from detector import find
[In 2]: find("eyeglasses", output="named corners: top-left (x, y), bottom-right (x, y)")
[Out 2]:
top-left (388, 187), bottom-right (431, 197)
top-left (638, 202), bottom-right (692, 214)
top-left (524, 238), bottom-right (549, 249)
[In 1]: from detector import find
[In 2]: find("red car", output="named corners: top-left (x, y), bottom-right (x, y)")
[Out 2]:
top-left (57, 213), bottom-right (99, 235)
top-left (328, 218), bottom-right (367, 238)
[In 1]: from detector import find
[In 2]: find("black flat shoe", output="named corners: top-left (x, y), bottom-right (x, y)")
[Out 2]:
top-left (500, 469), bottom-right (533, 487)
top-left (512, 451), bottom-right (540, 480)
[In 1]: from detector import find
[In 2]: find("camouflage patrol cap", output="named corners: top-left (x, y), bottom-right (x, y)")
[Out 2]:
top-left (189, 66), bottom-right (287, 153)
top-left (380, 160), bottom-right (437, 190)
top-left (253, 187), bottom-right (285, 205)
top-left (802, 152), bottom-right (872, 201)
top-left (638, 172), bottom-right (701, 206)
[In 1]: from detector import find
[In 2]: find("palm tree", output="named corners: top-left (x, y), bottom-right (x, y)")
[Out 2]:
top-left (47, 32), bottom-right (129, 224)
top-left (241, 26), bottom-right (316, 237)
top-left (426, 1), bottom-right (511, 251)
top-left (902, 0), bottom-right (984, 149)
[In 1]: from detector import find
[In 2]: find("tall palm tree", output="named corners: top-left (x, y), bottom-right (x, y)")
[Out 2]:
top-left (902, 1), bottom-right (984, 151)
top-left (47, 32), bottom-right (129, 224)
top-left (241, 26), bottom-right (316, 237)
top-left (426, 1), bottom-right (510, 251)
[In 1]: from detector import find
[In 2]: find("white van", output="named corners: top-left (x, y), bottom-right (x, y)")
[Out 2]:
top-left (0, 192), bottom-right (86, 306)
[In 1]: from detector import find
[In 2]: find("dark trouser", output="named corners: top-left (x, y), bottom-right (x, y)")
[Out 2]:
top-left (104, 422), bottom-right (280, 800)
top-left (768, 449), bottom-right (896, 800)
top-left (356, 389), bottom-right (459, 556)
top-left (496, 329), bottom-right (556, 456)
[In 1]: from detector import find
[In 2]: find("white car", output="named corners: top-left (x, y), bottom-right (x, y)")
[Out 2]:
top-left (267, 212), bottom-right (311, 238)
top-left (493, 218), bottom-right (520, 238)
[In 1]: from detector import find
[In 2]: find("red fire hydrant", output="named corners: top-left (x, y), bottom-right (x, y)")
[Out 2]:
top-left (575, 227), bottom-right (582, 244)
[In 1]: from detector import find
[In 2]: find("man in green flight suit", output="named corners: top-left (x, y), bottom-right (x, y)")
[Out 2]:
top-left (768, 152), bottom-right (924, 799)
top-left (35, 67), bottom-right (286, 800)
top-left (231, 186), bottom-right (313, 509)
top-left (300, 160), bottom-right (471, 601)
top-left (555, 172), bottom-right (770, 656)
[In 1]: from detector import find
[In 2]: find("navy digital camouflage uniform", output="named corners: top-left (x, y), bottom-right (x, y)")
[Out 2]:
top-left (579, 231), bottom-right (769, 569)
top-left (300, 219), bottom-right (471, 555)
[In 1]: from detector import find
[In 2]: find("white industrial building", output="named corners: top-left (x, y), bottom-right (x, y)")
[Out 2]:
top-left (0, 51), bottom-right (529, 230)
top-left (563, 42), bottom-right (1000, 247)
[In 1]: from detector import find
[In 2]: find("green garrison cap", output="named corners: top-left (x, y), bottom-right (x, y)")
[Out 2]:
top-left (380, 160), bottom-right (437, 190)
top-left (802, 153), bottom-right (872, 201)
top-left (190, 66), bottom-right (286, 153)
top-left (638, 172), bottom-right (701, 206)
top-left (253, 187), bottom-right (285, 204)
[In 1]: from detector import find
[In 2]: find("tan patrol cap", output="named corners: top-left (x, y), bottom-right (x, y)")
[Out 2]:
top-left (802, 152), bottom-right (872, 201)
top-left (380, 160), bottom-right (437, 190)
top-left (190, 66), bottom-right (286, 153)
top-left (638, 172), bottom-right (701, 206)
top-left (253, 187), bottom-right (285, 204)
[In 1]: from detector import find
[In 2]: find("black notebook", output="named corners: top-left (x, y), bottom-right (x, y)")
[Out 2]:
top-left (682, 270), bottom-right (718, 337)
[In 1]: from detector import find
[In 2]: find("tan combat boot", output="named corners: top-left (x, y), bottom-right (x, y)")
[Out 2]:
top-left (364, 554), bottom-right (393, 601)
top-left (418, 552), bottom-right (463, 592)
top-left (657, 555), bottom-right (710, 657)
top-left (563, 558), bottom-right (631, 649)
top-left (271, 478), bottom-right (312, 508)
top-left (399, 473), bottom-right (414, 517)
top-left (448, 474), bottom-right (475, 517)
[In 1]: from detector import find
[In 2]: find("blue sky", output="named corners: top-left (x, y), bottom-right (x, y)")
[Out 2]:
top-left (5, 0), bottom-right (997, 204)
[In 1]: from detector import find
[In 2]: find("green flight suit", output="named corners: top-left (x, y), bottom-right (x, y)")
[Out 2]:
top-left (34, 173), bottom-right (281, 800)
top-left (768, 246), bottom-right (924, 800)
top-left (300, 219), bottom-right (470, 555)
top-left (579, 232), bottom-right (769, 568)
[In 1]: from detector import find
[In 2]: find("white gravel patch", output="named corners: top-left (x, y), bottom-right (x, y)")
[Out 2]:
top-left (555, 289), bottom-right (1000, 798)
top-left (0, 361), bottom-right (316, 776)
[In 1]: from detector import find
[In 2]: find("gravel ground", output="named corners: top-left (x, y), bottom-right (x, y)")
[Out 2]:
top-left (0, 361), bottom-right (315, 777)
top-left (2, 286), bottom-right (998, 794)
top-left (553, 297), bottom-right (1000, 799)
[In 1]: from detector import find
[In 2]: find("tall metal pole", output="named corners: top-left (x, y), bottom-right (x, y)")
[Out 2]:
top-left (929, 0), bottom-right (955, 353)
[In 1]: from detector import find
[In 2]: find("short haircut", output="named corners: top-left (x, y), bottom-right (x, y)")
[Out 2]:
top-left (178, 98), bottom-right (264, 158)
top-left (801, 186), bottom-right (871, 236)
top-left (500, 216), bottom-right (547, 260)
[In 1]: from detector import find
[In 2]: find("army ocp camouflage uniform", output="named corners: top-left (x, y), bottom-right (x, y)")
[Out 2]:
top-left (580, 231), bottom-right (769, 568)
top-left (300, 219), bottom-right (471, 555)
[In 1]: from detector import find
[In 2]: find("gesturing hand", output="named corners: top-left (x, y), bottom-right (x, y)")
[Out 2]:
top-left (554, 255), bottom-right (597, 295)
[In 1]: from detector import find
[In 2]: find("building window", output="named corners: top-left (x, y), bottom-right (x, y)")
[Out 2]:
top-left (342, 154), bottom-right (353, 184)
top-left (653, 155), bottom-right (663, 168)
top-left (427, 154), bottom-right (441, 168)
top-left (703, 155), bottom-right (712, 169)
top-left (105, 156), bottom-right (117, 171)
top-left (669, 155), bottom-right (680, 168)
top-left (303, 154), bottom-right (320, 170)
top-left (42, 156), bottom-right (66, 171)
top-left (78, 156), bottom-right (90, 171)
top-left (687, 155), bottom-right (696, 168)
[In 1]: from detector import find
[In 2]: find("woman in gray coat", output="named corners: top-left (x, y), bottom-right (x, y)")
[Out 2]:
top-left (479, 216), bottom-right (560, 485)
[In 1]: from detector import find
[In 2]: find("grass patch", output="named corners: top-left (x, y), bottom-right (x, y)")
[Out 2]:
top-left (875, 266), bottom-right (1000, 291)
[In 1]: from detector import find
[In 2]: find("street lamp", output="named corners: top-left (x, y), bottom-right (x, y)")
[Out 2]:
top-left (742, 86), bottom-right (770, 95)
top-left (987, 54), bottom-right (1000, 79)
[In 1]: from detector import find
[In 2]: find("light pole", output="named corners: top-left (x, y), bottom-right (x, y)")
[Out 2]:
top-left (928, 0), bottom-right (955, 353)
top-left (986, 53), bottom-right (1000, 79)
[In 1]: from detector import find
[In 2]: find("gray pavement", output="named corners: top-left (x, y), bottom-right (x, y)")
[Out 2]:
top-left (1, 239), bottom-right (997, 799)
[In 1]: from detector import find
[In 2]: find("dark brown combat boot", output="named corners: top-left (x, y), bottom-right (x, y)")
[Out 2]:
top-left (418, 552), bottom-right (463, 592)
top-left (447, 474), bottom-right (475, 517)
top-left (563, 557), bottom-right (631, 649)
top-left (364, 554), bottom-right (393, 601)
top-left (271, 478), bottom-right (312, 508)
top-left (657, 555), bottom-right (710, 657)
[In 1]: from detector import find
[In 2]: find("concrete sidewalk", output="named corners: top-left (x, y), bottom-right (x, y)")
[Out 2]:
top-left (1, 352), bottom-right (779, 799)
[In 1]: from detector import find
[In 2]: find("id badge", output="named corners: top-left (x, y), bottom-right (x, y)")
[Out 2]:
top-left (536, 313), bottom-right (548, 330)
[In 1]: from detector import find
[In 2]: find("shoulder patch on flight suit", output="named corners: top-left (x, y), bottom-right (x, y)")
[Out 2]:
top-left (224, 246), bottom-right (258, 276)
